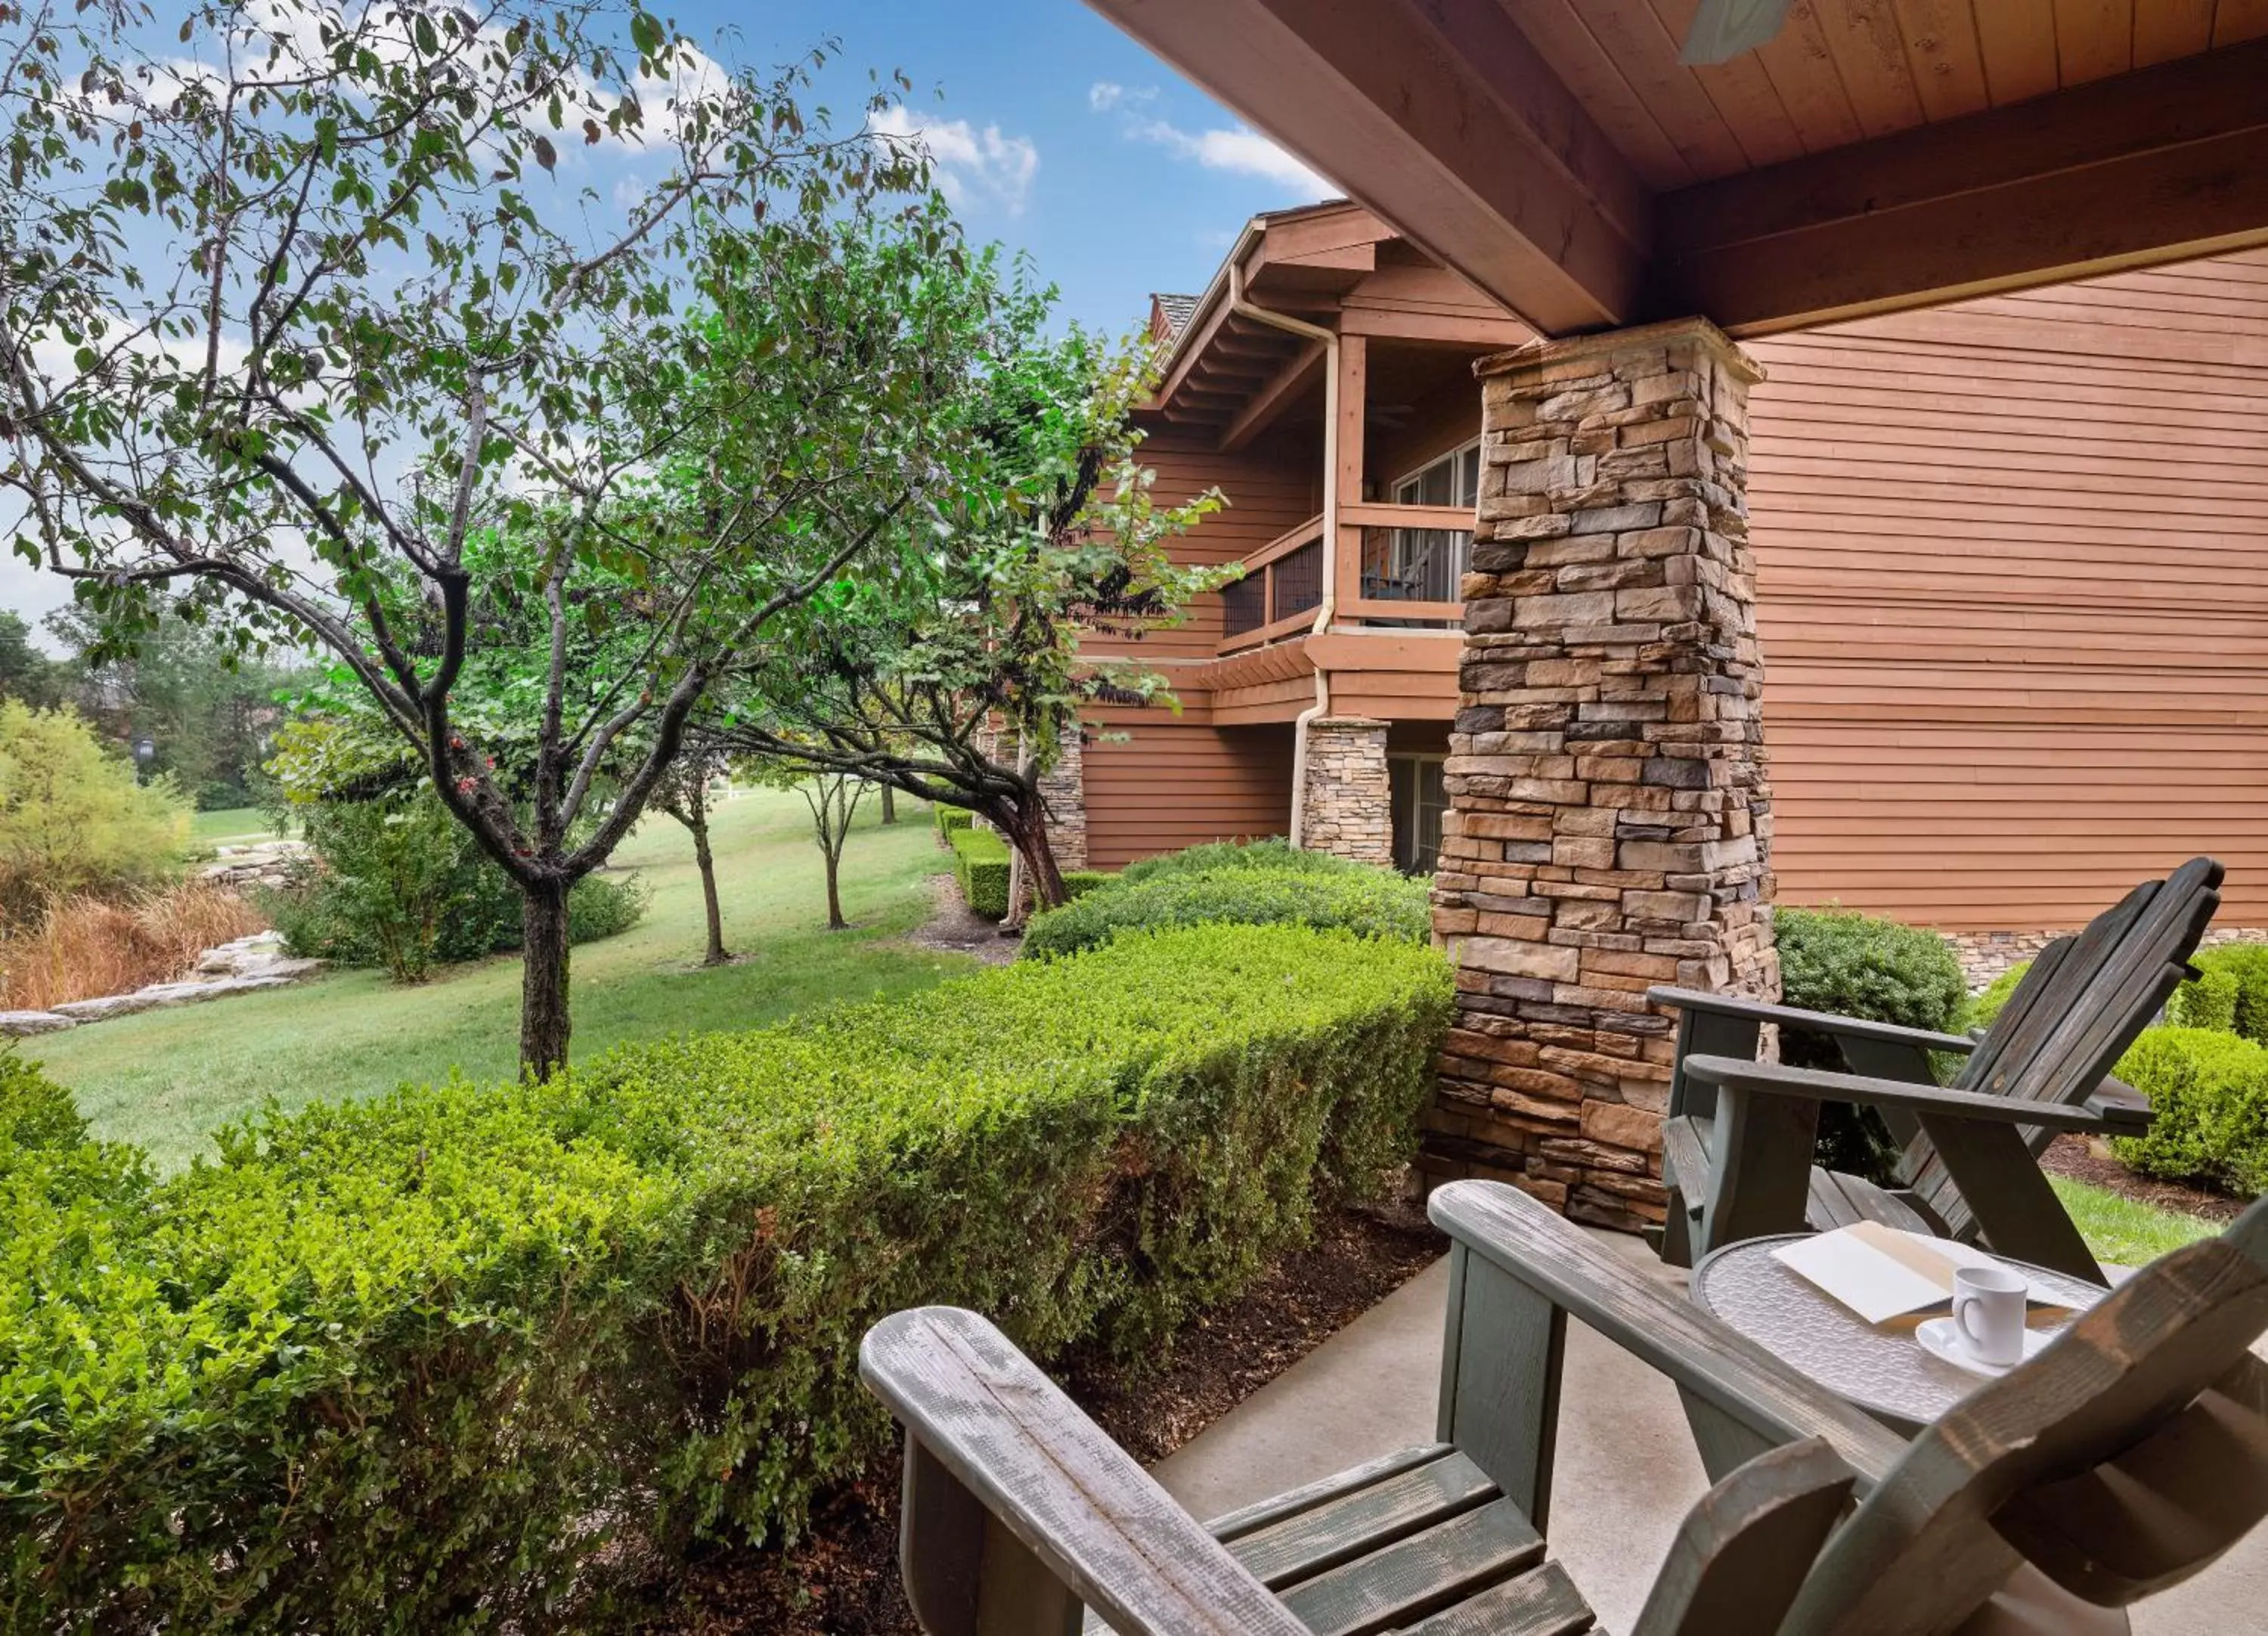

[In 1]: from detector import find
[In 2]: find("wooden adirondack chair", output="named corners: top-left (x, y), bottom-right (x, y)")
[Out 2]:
top-left (861, 1179), bottom-right (2268, 1636)
top-left (1647, 857), bottom-right (2223, 1285)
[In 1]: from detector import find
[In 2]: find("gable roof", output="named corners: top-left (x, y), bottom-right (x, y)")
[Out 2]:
top-left (1149, 293), bottom-right (1201, 342)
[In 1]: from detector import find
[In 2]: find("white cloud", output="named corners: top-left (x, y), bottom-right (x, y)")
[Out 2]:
top-left (1088, 82), bottom-right (1330, 197)
top-left (872, 104), bottom-right (1039, 215)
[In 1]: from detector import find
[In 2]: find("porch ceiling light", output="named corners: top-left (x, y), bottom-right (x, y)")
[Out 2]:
top-left (1678, 0), bottom-right (1792, 65)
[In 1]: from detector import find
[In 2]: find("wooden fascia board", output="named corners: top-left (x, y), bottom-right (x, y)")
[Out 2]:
top-left (1653, 40), bottom-right (2268, 336)
top-left (1220, 340), bottom-right (1326, 453)
top-left (1336, 307), bottom-right (1531, 345)
top-left (1082, 0), bottom-right (1652, 337)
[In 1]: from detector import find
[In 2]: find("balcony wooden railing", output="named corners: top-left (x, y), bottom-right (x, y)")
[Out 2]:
top-left (1219, 514), bottom-right (1328, 652)
top-left (1217, 502), bottom-right (1471, 653)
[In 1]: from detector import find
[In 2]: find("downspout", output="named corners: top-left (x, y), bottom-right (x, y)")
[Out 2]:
top-left (1231, 261), bottom-right (1341, 848)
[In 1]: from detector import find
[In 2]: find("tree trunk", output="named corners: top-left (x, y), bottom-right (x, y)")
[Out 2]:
top-left (1003, 799), bottom-right (1067, 920)
top-left (519, 875), bottom-right (573, 1080)
top-left (878, 784), bottom-right (897, 825)
top-left (690, 809), bottom-right (727, 965)
top-left (823, 845), bottom-right (847, 931)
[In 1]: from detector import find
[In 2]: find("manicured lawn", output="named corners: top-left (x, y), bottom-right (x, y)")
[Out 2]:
top-left (2051, 1175), bottom-right (2221, 1267)
top-left (189, 805), bottom-right (279, 849)
top-left (43, 789), bottom-right (968, 1169)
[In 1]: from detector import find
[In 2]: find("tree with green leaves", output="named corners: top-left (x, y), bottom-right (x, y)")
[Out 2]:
top-left (652, 750), bottom-right (728, 965)
top-left (0, 612), bottom-right (66, 710)
top-left (712, 324), bottom-right (1225, 911)
top-left (0, 0), bottom-right (1009, 1071)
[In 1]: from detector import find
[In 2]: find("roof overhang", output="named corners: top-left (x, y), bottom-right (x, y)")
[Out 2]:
top-left (1086, 0), bottom-right (2268, 339)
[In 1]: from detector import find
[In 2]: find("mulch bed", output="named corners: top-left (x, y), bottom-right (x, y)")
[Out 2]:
top-left (2037, 1132), bottom-right (2245, 1224)
top-left (901, 872), bottom-right (1018, 967)
top-left (631, 1198), bottom-right (1446, 1634)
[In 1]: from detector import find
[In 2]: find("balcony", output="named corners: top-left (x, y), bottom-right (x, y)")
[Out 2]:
top-left (1219, 503), bottom-right (1470, 655)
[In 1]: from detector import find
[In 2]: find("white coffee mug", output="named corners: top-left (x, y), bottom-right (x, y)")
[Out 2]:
top-left (1952, 1265), bottom-right (2028, 1366)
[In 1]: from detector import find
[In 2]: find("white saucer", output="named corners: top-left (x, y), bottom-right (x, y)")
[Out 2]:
top-left (1916, 1317), bottom-right (2053, 1377)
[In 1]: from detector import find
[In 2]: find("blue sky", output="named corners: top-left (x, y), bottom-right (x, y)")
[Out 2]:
top-left (672, 0), bottom-right (1334, 334)
top-left (2, 2), bottom-right (1332, 638)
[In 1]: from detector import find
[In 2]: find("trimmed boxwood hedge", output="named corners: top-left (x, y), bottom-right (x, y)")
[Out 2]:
top-left (933, 805), bottom-right (973, 841)
top-left (1774, 906), bottom-right (1968, 1182)
top-left (0, 925), bottom-right (1452, 1629)
top-left (1021, 838), bottom-right (1431, 962)
top-left (2111, 1026), bottom-right (2268, 1198)
top-left (950, 824), bottom-right (1011, 918)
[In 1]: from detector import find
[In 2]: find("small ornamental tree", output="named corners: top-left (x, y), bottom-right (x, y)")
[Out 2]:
top-left (653, 751), bottom-right (727, 965)
top-left (714, 322), bottom-right (1225, 909)
top-left (0, 0), bottom-right (1007, 1071)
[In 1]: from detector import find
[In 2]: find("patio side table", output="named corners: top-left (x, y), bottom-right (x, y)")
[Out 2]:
top-left (1689, 1233), bottom-right (2107, 1434)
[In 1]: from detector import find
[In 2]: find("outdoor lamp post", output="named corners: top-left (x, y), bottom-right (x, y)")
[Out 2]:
top-left (134, 736), bottom-right (154, 783)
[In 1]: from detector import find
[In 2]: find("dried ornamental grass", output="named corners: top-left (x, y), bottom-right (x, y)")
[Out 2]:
top-left (0, 882), bottom-right (268, 1011)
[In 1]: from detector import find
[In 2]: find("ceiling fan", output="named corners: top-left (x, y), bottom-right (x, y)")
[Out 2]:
top-left (1679, 0), bottom-right (1794, 65)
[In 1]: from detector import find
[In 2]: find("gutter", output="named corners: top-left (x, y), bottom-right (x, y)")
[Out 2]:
top-left (1228, 260), bottom-right (1342, 850)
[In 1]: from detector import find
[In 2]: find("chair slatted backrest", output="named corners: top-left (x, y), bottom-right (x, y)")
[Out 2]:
top-left (1779, 1193), bottom-right (2268, 1636)
top-left (1908, 858), bottom-right (2223, 1238)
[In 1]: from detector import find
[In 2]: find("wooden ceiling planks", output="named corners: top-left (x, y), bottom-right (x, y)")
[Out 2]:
top-left (2133, 0), bottom-right (2217, 66)
top-left (1887, 0), bottom-right (1992, 121)
top-left (1502, 0), bottom-right (1702, 187)
top-left (1747, 2), bottom-right (1869, 151)
top-left (2052, 0), bottom-right (2135, 85)
top-left (2214, 0), bottom-right (2268, 45)
top-left (1644, 0), bottom-right (1811, 167)
top-left (1969, 0), bottom-right (2062, 101)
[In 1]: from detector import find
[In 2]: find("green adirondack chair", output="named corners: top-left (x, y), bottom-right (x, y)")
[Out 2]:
top-left (861, 1179), bottom-right (2268, 1635)
top-left (1647, 856), bottom-right (2223, 1284)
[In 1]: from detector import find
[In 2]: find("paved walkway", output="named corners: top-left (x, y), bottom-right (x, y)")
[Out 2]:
top-left (1154, 1233), bottom-right (2266, 1634)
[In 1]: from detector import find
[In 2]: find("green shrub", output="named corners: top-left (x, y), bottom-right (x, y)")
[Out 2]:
top-left (950, 824), bottom-right (1011, 919)
top-left (1118, 835), bottom-right (1333, 885)
top-left (2165, 943), bottom-right (2268, 1042)
top-left (263, 795), bottom-right (646, 981)
top-left (0, 701), bottom-right (191, 924)
top-left (1967, 959), bottom-right (2031, 1032)
top-left (2111, 1027), bottom-right (2268, 1198)
top-left (0, 925), bottom-right (1455, 1628)
top-left (933, 806), bottom-right (973, 840)
top-left (566, 872), bottom-right (649, 944)
top-left (1061, 869), bottom-right (1111, 900)
top-left (1775, 906), bottom-right (1967, 1182)
top-left (1022, 841), bottom-right (1430, 962)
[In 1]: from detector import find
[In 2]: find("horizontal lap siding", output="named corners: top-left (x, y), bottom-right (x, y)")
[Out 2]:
top-left (1747, 249), bottom-right (2268, 930)
top-left (1082, 714), bottom-right (1293, 869)
top-left (1092, 430), bottom-right (1316, 662)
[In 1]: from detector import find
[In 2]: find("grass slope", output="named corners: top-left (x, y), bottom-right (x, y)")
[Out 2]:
top-left (39, 789), bottom-right (967, 1169)
top-left (189, 806), bottom-right (278, 848)
top-left (2051, 1176), bottom-right (2220, 1266)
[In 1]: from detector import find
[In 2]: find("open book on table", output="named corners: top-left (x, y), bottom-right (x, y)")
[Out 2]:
top-left (1771, 1221), bottom-right (2081, 1326)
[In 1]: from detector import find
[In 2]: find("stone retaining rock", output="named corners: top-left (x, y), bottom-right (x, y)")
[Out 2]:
top-left (0, 930), bottom-right (324, 1035)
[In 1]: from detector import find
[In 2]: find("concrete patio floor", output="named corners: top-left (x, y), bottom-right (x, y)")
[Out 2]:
top-left (1154, 1232), bottom-right (2268, 1634)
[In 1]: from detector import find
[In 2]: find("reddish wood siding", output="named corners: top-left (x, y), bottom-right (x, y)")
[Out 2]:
top-left (1083, 712), bottom-right (1293, 868)
top-left (1094, 428), bottom-right (1316, 662)
top-left (1747, 249), bottom-right (2268, 928)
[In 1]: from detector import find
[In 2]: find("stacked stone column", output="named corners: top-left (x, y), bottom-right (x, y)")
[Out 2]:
top-left (1424, 318), bottom-right (1778, 1232)
top-left (1300, 717), bottom-right (1393, 866)
top-left (1037, 723), bottom-right (1088, 871)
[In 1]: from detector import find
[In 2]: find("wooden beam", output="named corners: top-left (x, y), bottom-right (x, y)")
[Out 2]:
top-left (1082, 0), bottom-right (1652, 336)
top-left (1331, 335), bottom-right (1366, 603)
top-left (1653, 38), bottom-right (2268, 336)
top-left (1220, 340), bottom-right (1326, 453)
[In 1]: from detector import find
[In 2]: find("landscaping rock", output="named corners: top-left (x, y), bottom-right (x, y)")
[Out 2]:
top-left (45, 933), bottom-right (324, 1027)
top-left (0, 1009), bottom-right (76, 1036)
top-left (198, 839), bottom-right (308, 891)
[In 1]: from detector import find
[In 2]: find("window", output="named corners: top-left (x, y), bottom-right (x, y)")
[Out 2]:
top-left (1390, 754), bottom-right (1447, 875)
top-left (1365, 440), bottom-right (1479, 611)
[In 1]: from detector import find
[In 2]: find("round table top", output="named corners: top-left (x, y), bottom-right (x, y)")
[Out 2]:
top-left (1689, 1234), bottom-right (2107, 1430)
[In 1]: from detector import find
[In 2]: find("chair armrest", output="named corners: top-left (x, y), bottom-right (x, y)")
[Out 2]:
top-left (2086, 1074), bottom-right (2153, 1132)
top-left (860, 1306), bottom-right (1306, 1636)
top-left (1648, 987), bottom-right (1976, 1055)
top-left (1681, 1055), bottom-right (2115, 1133)
top-left (1428, 1182), bottom-right (1907, 1488)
